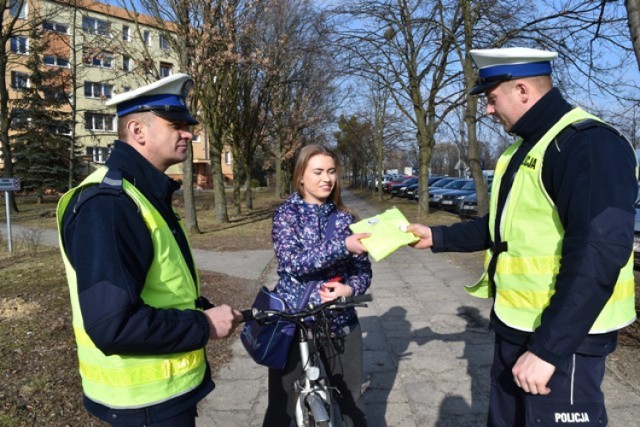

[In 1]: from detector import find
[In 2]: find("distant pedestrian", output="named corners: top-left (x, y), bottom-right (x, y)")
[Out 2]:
top-left (408, 47), bottom-right (636, 426)
top-left (57, 74), bottom-right (243, 426)
top-left (263, 144), bottom-right (372, 426)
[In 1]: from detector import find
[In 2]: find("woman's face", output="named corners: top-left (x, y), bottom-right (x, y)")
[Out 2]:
top-left (301, 154), bottom-right (337, 205)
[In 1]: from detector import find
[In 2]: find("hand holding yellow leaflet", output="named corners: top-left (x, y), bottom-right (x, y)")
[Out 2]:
top-left (349, 207), bottom-right (419, 262)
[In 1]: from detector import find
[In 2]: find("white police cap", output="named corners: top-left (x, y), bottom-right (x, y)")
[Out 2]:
top-left (105, 73), bottom-right (198, 125)
top-left (469, 47), bottom-right (558, 95)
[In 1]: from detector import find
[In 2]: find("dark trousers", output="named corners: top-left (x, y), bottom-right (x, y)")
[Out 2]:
top-left (263, 323), bottom-right (366, 427)
top-left (104, 406), bottom-right (197, 426)
top-left (488, 335), bottom-right (607, 426)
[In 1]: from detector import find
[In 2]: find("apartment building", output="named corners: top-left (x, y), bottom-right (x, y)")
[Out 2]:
top-left (5, 0), bottom-right (232, 188)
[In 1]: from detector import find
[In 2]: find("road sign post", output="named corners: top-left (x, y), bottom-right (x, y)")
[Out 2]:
top-left (1, 178), bottom-right (21, 254)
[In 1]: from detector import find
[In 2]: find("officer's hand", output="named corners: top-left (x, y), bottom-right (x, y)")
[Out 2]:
top-left (204, 305), bottom-right (243, 339)
top-left (512, 350), bottom-right (555, 395)
top-left (346, 233), bottom-right (370, 255)
top-left (406, 224), bottom-right (433, 249)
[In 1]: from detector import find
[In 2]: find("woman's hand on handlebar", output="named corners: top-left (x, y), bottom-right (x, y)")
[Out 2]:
top-left (319, 281), bottom-right (353, 303)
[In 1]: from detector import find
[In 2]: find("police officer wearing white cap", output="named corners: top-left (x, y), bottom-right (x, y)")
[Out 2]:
top-left (407, 47), bottom-right (636, 425)
top-left (57, 74), bottom-right (243, 426)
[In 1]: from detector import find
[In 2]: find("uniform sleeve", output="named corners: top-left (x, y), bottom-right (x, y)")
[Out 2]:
top-left (272, 206), bottom-right (349, 278)
top-left (528, 128), bottom-right (636, 366)
top-left (62, 192), bottom-right (209, 356)
top-left (432, 214), bottom-right (491, 253)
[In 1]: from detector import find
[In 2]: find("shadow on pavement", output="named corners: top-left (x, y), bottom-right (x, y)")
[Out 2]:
top-left (363, 305), bottom-right (491, 426)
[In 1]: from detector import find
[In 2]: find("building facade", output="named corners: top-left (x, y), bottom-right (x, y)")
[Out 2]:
top-left (3, 0), bottom-right (232, 189)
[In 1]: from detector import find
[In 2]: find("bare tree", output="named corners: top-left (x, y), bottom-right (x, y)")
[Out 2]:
top-left (333, 0), bottom-right (465, 217)
top-left (0, 0), bottom-right (33, 211)
top-left (260, 0), bottom-right (337, 198)
top-left (334, 114), bottom-right (374, 187)
top-left (119, 0), bottom-right (204, 231)
top-left (369, 78), bottom-right (391, 198)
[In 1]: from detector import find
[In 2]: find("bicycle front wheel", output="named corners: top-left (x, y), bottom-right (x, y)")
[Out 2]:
top-left (299, 392), bottom-right (344, 427)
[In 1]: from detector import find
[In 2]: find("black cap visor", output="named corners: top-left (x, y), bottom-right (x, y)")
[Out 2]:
top-left (470, 73), bottom-right (513, 95)
top-left (150, 109), bottom-right (199, 125)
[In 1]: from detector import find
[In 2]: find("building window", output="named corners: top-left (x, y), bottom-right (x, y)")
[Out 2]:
top-left (11, 71), bottom-right (29, 90)
top-left (10, 108), bottom-right (29, 126)
top-left (10, 36), bottom-right (28, 54)
top-left (44, 55), bottom-right (69, 67)
top-left (43, 21), bottom-right (68, 33)
top-left (122, 25), bottom-right (131, 42)
top-left (159, 62), bottom-right (172, 78)
top-left (143, 30), bottom-right (151, 46)
top-left (44, 88), bottom-right (70, 100)
top-left (82, 16), bottom-right (111, 37)
top-left (159, 34), bottom-right (171, 50)
top-left (192, 133), bottom-right (200, 142)
top-left (224, 151), bottom-right (232, 165)
top-left (84, 81), bottom-right (113, 99)
top-left (86, 146), bottom-right (110, 164)
top-left (9, 0), bottom-right (27, 18)
top-left (83, 48), bottom-right (113, 68)
top-left (48, 121), bottom-right (72, 135)
top-left (122, 55), bottom-right (132, 71)
top-left (85, 112), bottom-right (115, 131)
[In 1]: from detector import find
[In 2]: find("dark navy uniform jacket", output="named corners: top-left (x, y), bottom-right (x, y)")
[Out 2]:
top-left (431, 88), bottom-right (637, 368)
top-left (61, 140), bottom-right (214, 422)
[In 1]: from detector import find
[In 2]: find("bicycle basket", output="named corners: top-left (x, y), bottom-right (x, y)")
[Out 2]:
top-left (241, 286), bottom-right (296, 370)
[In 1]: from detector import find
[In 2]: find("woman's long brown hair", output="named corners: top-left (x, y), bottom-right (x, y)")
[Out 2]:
top-left (292, 144), bottom-right (355, 217)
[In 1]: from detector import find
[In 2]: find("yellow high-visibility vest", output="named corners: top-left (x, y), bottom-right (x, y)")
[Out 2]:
top-left (57, 167), bottom-right (206, 408)
top-left (466, 108), bottom-right (636, 333)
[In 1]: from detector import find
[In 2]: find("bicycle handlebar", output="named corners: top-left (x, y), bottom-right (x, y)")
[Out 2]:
top-left (241, 293), bottom-right (373, 323)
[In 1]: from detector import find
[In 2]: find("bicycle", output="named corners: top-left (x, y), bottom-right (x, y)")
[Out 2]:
top-left (242, 293), bottom-right (373, 427)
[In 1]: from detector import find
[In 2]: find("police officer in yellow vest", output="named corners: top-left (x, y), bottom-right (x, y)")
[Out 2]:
top-left (407, 48), bottom-right (637, 426)
top-left (57, 74), bottom-right (242, 426)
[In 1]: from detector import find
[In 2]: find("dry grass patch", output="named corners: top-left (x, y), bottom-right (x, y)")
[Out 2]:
top-left (0, 247), bottom-right (263, 426)
top-left (175, 189), bottom-right (280, 251)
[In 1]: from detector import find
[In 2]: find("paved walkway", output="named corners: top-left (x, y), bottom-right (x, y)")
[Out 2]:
top-left (195, 191), bottom-right (640, 427)
top-left (5, 191), bottom-right (640, 426)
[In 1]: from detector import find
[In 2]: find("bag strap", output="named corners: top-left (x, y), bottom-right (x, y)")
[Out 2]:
top-left (297, 210), bottom-right (339, 309)
top-left (324, 210), bottom-right (338, 242)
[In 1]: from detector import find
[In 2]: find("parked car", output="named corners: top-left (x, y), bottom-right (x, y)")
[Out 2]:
top-left (406, 176), bottom-right (445, 199)
top-left (390, 177), bottom-right (419, 198)
top-left (373, 174), bottom-right (396, 190)
top-left (457, 192), bottom-right (478, 217)
top-left (429, 178), bottom-right (470, 207)
top-left (437, 180), bottom-right (478, 211)
top-left (383, 175), bottom-right (410, 193)
top-left (412, 176), bottom-right (458, 200)
top-left (456, 182), bottom-right (492, 217)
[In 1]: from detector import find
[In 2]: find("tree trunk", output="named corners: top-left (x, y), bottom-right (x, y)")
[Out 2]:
top-left (209, 133), bottom-right (229, 223)
top-left (244, 154), bottom-right (253, 209)
top-left (182, 141), bottom-right (201, 233)
top-left (231, 140), bottom-right (242, 217)
top-left (627, 0), bottom-right (640, 71)
top-left (461, 0), bottom-right (488, 216)
top-left (414, 107), bottom-right (431, 217)
top-left (275, 137), bottom-right (283, 199)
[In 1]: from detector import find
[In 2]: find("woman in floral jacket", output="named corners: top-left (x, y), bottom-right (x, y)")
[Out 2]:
top-left (263, 144), bottom-right (372, 427)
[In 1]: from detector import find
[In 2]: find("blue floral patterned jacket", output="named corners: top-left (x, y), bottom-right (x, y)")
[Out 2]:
top-left (272, 192), bottom-right (372, 335)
